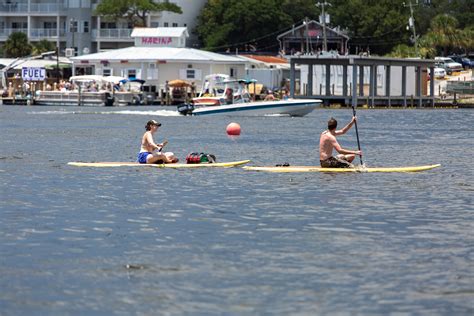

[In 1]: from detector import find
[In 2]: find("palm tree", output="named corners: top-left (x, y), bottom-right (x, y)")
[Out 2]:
top-left (3, 32), bottom-right (32, 58)
top-left (457, 27), bottom-right (474, 55)
top-left (428, 14), bottom-right (461, 56)
top-left (32, 39), bottom-right (56, 55)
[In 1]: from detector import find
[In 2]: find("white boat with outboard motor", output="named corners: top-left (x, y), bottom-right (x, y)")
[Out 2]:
top-left (177, 76), bottom-right (321, 117)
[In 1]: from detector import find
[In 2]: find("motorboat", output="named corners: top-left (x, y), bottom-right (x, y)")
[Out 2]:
top-left (178, 76), bottom-right (321, 116)
top-left (191, 74), bottom-right (229, 106)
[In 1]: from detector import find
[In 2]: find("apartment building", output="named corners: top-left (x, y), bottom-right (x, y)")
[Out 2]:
top-left (0, 0), bottom-right (207, 56)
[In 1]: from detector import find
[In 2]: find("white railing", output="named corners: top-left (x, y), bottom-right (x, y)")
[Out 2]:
top-left (30, 28), bottom-right (66, 38)
top-left (92, 28), bottom-right (133, 39)
top-left (0, 28), bottom-right (28, 38)
top-left (30, 3), bottom-right (63, 13)
top-left (0, 3), bottom-right (28, 12)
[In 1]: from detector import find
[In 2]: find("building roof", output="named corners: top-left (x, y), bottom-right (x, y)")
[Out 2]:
top-left (240, 55), bottom-right (288, 64)
top-left (131, 27), bottom-right (189, 38)
top-left (277, 20), bottom-right (349, 40)
top-left (70, 47), bottom-right (246, 64)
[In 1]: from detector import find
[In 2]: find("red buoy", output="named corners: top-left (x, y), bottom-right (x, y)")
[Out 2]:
top-left (226, 122), bottom-right (241, 136)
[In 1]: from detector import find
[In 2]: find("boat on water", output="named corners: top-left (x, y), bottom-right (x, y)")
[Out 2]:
top-left (35, 75), bottom-right (143, 106)
top-left (177, 74), bottom-right (321, 117)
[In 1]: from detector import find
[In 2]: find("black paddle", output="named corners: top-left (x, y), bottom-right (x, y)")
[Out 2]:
top-left (351, 105), bottom-right (363, 166)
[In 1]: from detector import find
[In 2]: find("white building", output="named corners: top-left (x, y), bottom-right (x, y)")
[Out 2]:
top-left (0, 0), bottom-right (207, 56)
top-left (70, 27), bottom-right (247, 93)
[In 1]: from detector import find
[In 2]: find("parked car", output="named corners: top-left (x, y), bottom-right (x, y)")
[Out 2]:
top-left (428, 67), bottom-right (446, 80)
top-left (448, 55), bottom-right (474, 69)
top-left (434, 57), bottom-right (463, 75)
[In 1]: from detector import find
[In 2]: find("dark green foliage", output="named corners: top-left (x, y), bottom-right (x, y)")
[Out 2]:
top-left (3, 32), bottom-right (32, 58)
top-left (95, 0), bottom-right (182, 27)
top-left (195, 0), bottom-right (473, 55)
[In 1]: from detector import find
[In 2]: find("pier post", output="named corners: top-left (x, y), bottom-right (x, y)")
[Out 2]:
top-left (342, 65), bottom-right (348, 97)
top-left (416, 66), bottom-right (422, 108)
top-left (359, 65), bottom-right (364, 97)
top-left (325, 64), bottom-right (331, 96)
top-left (385, 65), bottom-right (391, 108)
top-left (429, 66), bottom-right (435, 107)
top-left (402, 66), bottom-right (407, 108)
top-left (308, 64), bottom-right (313, 97)
top-left (290, 60), bottom-right (295, 97)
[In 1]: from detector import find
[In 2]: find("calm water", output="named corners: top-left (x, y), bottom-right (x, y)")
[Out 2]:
top-left (0, 105), bottom-right (473, 315)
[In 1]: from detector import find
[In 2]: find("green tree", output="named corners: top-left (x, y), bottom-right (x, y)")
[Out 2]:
top-left (32, 39), bottom-right (56, 55)
top-left (196, 0), bottom-right (294, 51)
top-left (329, 0), bottom-right (409, 55)
top-left (421, 14), bottom-right (461, 56)
top-left (3, 32), bottom-right (32, 58)
top-left (95, 0), bottom-right (182, 27)
top-left (458, 26), bottom-right (474, 55)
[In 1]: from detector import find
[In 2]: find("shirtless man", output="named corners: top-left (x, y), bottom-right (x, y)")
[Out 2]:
top-left (319, 116), bottom-right (362, 168)
top-left (137, 120), bottom-right (178, 164)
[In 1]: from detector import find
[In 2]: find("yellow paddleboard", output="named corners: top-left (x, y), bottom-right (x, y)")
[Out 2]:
top-left (243, 164), bottom-right (441, 173)
top-left (68, 160), bottom-right (251, 168)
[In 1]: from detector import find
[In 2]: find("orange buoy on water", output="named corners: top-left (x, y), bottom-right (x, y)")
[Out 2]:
top-left (226, 122), bottom-right (241, 136)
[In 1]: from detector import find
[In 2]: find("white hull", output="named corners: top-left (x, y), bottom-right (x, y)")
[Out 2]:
top-left (191, 98), bottom-right (321, 117)
top-left (35, 91), bottom-right (134, 106)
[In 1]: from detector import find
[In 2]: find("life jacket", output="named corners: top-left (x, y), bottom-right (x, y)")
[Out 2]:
top-left (186, 153), bottom-right (216, 164)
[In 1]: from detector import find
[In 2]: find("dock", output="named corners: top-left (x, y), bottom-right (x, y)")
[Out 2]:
top-left (289, 55), bottom-right (438, 108)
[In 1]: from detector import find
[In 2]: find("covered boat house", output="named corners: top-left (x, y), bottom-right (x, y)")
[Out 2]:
top-left (277, 20), bottom-right (349, 56)
top-left (290, 55), bottom-right (437, 107)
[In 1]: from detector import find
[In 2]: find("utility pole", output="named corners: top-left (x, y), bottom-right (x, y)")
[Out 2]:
top-left (403, 0), bottom-right (419, 56)
top-left (316, 1), bottom-right (331, 52)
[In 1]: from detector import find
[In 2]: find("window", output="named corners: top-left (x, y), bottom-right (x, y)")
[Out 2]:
top-left (100, 22), bottom-right (116, 29)
top-left (180, 69), bottom-right (202, 80)
top-left (151, 22), bottom-right (159, 27)
top-left (230, 68), bottom-right (237, 78)
top-left (186, 69), bottom-right (195, 79)
top-left (103, 68), bottom-right (112, 76)
top-left (172, 23), bottom-right (178, 27)
top-left (164, 22), bottom-right (169, 27)
top-left (44, 22), bottom-right (57, 29)
top-left (147, 63), bottom-right (158, 80)
top-left (68, 0), bottom-right (80, 8)
top-left (82, 21), bottom-right (89, 33)
top-left (12, 22), bottom-right (27, 29)
top-left (128, 69), bottom-right (136, 79)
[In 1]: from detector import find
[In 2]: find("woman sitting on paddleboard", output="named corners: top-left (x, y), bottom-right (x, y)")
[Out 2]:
top-left (319, 117), bottom-right (362, 168)
top-left (137, 120), bottom-right (178, 164)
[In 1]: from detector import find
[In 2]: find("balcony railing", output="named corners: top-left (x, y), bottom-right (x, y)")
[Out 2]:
top-left (30, 3), bottom-right (64, 13)
top-left (92, 28), bottom-right (133, 40)
top-left (0, 3), bottom-right (28, 12)
top-left (30, 28), bottom-right (66, 38)
top-left (0, 3), bottom-right (63, 13)
top-left (0, 28), bottom-right (66, 39)
top-left (0, 28), bottom-right (28, 38)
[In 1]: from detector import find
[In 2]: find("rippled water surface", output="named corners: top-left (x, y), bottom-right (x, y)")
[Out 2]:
top-left (0, 106), bottom-right (473, 315)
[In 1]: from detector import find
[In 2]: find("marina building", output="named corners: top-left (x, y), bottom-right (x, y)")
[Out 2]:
top-left (0, 0), bottom-right (207, 56)
top-left (70, 27), bottom-right (246, 95)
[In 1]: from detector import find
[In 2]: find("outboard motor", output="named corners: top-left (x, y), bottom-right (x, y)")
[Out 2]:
top-left (177, 103), bottom-right (194, 115)
top-left (105, 92), bottom-right (115, 106)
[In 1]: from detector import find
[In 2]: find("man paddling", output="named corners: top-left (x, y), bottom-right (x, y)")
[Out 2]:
top-left (319, 116), bottom-right (362, 168)
top-left (137, 120), bottom-right (178, 164)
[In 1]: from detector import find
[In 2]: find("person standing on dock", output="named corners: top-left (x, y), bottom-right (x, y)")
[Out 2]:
top-left (137, 120), bottom-right (178, 164)
top-left (319, 117), bottom-right (362, 168)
